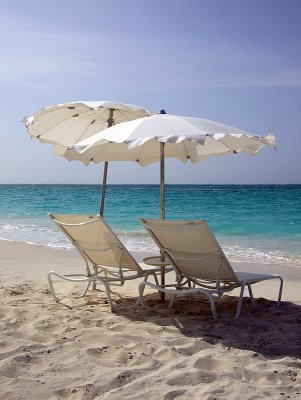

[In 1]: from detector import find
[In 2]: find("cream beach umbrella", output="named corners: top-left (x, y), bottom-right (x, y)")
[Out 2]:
top-left (23, 101), bottom-right (152, 215)
top-left (62, 110), bottom-right (276, 219)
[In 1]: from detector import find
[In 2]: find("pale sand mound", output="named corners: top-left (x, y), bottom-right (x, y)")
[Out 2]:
top-left (0, 279), bottom-right (300, 400)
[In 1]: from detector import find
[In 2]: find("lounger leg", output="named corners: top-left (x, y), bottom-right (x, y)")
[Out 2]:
top-left (48, 272), bottom-right (59, 303)
top-left (209, 296), bottom-right (217, 321)
top-left (247, 283), bottom-right (255, 308)
top-left (92, 266), bottom-right (99, 291)
top-left (168, 294), bottom-right (177, 308)
top-left (101, 280), bottom-right (114, 311)
top-left (147, 272), bottom-right (161, 296)
top-left (153, 273), bottom-right (159, 286)
top-left (137, 281), bottom-right (146, 305)
top-left (236, 284), bottom-right (246, 319)
top-left (81, 281), bottom-right (92, 298)
top-left (145, 271), bottom-right (159, 285)
top-left (277, 277), bottom-right (283, 306)
top-left (137, 272), bottom-right (155, 305)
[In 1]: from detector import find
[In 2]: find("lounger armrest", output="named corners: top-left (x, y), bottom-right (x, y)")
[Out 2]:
top-left (49, 215), bottom-right (99, 226)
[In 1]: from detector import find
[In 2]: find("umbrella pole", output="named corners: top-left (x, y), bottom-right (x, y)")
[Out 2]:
top-left (95, 109), bottom-right (114, 290)
top-left (160, 142), bottom-right (166, 302)
top-left (99, 109), bottom-right (114, 216)
top-left (160, 142), bottom-right (165, 220)
top-left (99, 161), bottom-right (108, 216)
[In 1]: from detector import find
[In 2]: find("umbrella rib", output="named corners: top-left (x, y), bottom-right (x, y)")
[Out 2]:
top-left (36, 118), bottom-right (72, 136)
top-left (36, 109), bottom-right (106, 137)
top-left (181, 140), bottom-right (191, 160)
top-left (202, 135), bottom-right (238, 153)
top-left (73, 109), bottom-right (112, 142)
top-left (117, 108), bottom-right (150, 121)
top-left (135, 141), bottom-right (148, 164)
top-left (75, 120), bottom-right (100, 143)
top-left (117, 109), bottom-right (138, 120)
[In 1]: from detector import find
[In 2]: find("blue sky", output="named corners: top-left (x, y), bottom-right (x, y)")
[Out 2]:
top-left (1, 0), bottom-right (300, 184)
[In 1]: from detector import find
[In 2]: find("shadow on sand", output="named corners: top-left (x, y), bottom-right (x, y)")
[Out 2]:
top-left (109, 293), bottom-right (301, 359)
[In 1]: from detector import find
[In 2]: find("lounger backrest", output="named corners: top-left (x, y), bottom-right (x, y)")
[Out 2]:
top-left (49, 214), bottom-right (141, 272)
top-left (141, 219), bottom-right (238, 282)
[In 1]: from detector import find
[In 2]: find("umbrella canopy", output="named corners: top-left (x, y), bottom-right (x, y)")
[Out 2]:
top-left (23, 100), bottom-right (152, 146)
top-left (61, 112), bottom-right (275, 220)
top-left (61, 113), bottom-right (275, 166)
top-left (23, 100), bottom-right (152, 215)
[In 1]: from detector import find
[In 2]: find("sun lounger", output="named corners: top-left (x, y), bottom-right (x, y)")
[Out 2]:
top-left (48, 214), bottom-right (164, 310)
top-left (140, 219), bottom-right (283, 320)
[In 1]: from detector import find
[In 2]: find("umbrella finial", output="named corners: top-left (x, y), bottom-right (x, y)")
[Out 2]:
top-left (158, 109), bottom-right (166, 114)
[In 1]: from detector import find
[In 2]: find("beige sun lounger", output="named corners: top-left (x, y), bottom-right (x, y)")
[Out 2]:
top-left (140, 219), bottom-right (283, 320)
top-left (48, 214), bottom-right (164, 311)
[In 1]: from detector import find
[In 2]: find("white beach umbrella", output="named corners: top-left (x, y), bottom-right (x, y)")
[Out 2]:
top-left (62, 110), bottom-right (276, 219)
top-left (23, 101), bottom-right (152, 214)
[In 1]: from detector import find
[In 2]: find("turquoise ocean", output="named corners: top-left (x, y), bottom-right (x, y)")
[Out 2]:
top-left (0, 184), bottom-right (300, 268)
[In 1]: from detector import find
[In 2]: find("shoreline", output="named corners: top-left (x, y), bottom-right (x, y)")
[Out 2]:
top-left (1, 239), bottom-right (301, 305)
top-left (1, 220), bottom-right (300, 269)
top-left (1, 238), bottom-right (301, 280)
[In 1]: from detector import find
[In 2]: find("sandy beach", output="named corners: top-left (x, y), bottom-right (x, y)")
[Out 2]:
top-left (0, 239), bottom-right (300, 399)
